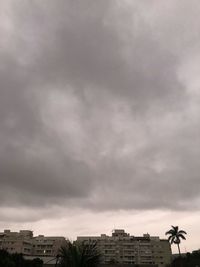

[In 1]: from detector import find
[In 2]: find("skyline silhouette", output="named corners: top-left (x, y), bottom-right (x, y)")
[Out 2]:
top-left (0, 0), bottom-right (199, 254)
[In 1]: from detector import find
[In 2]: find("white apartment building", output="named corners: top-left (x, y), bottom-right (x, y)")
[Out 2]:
top-left (0, 230), bottom-right (33, 255)
top-left (77, 229), bottom-right (172, 267)
top-left (32, 235), bottom-right (67, 257)
top-left (0, 229), bottom-right (67, 257)
top-left (0, 229), bottom-right (172, 266)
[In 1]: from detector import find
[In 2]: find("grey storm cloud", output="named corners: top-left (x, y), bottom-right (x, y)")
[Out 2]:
top-left (0, 0), bottom-right (200, 215)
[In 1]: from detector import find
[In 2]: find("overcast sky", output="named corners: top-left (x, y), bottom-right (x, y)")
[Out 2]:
top-left (1, 0), bottom-right (200, 253)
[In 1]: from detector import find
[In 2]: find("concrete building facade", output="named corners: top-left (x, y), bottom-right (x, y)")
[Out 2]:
top-left (32, 235), bottom-right (66, 257)
top-left (0, 230), bottom-right (33, 255)
top-left (0, 229), bottom-right (67, 257)
top-left (0, 229), bottom-right (171, 266)
top-left (77, 229), bottom-right (172, 267)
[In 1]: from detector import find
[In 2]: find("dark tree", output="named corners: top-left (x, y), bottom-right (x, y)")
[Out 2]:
top-left (0, 250), bottom-right (43, 267)
top-left (166, 225), bottom-right (187, 255)
top-left (59, 240), bottom-right (101, 267)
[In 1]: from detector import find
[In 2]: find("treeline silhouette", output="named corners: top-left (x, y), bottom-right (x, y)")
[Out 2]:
top-left (171, 250), bottom-right (200, 267)
top-left (1, 245), bottom-right (200, 267)
top-left (0, 249), bottom-right (43, 267)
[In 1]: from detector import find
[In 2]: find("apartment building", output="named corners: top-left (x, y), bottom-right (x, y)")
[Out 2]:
top-left (0, 229), bottom-right (67, 257)
top-left (77, 229), bottom-right (171, 267)
top-left (0, 230), bottom-right (33, 255)
top-left (32, 235), bottom-right (67, 257)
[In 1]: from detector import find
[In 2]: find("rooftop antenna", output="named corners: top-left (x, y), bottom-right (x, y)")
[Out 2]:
top-left (112, 222), bottom-right (116, 233)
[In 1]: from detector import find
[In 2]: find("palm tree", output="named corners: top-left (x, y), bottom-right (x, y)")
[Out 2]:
top-left (165, 226), bottom-right (187, 256)
top-left (59, 240), bottom-right (101, 267)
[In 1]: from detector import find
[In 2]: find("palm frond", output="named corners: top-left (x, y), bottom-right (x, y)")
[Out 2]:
top-left (170, 236), bottom-right (175, 244)
top-left (59, 240), bottom-right (101, 267)
top-left (166, 230), bottom-right (175, 235)
top-left (178, 234), bottom-right (186, 240)
top-left (172, 226), bottom-right (178, 232)
top-left (167, 235), bottom-right (172, 241)
top-left (178, 230), bottom-right (187, 235)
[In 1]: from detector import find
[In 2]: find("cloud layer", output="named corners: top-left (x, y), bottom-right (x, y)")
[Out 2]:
top-left (0, 0), bottom-right (200, 221)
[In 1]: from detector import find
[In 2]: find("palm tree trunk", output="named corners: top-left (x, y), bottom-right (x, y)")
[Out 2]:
top-left (177, 243), bottom-right (183, 267)
top-left (177, 243), bottom-right (181, 256)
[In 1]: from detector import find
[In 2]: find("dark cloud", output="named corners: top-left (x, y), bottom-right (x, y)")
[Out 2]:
top-left (11, 0), bottom-right (184, 109)
top-left (0, 0), bottom-right (200, 217)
